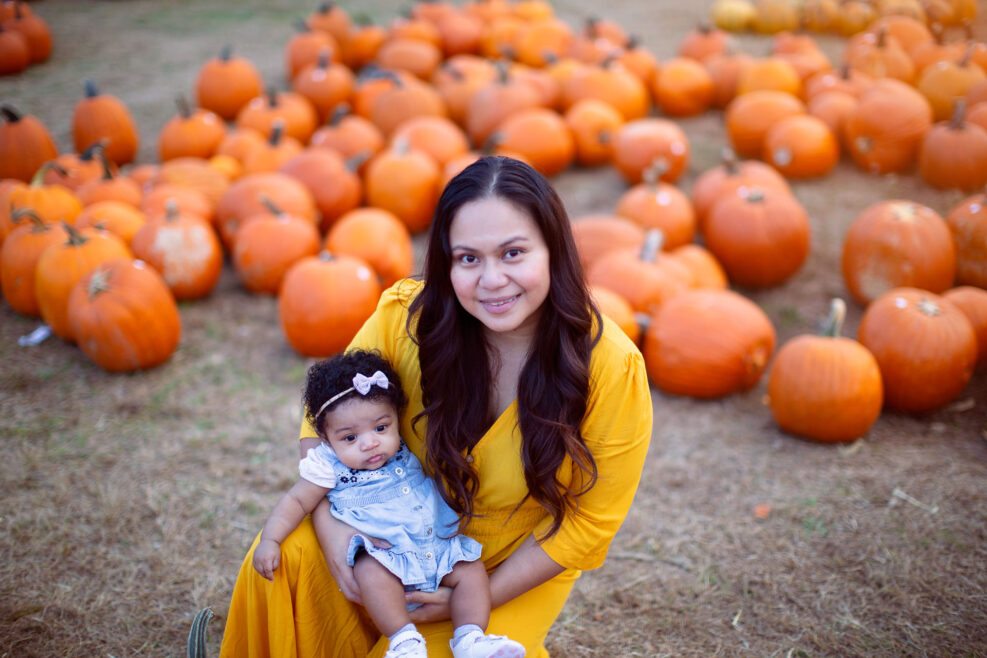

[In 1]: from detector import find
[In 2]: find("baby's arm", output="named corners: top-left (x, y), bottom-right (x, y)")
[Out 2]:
top-left (252, 478), bottom-right (330, 581)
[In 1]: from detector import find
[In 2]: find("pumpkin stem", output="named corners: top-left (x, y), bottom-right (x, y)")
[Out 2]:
top-left (626, 35), bottom-right (640, 50)
top-left (642, 158), bottom-right (668, 187)
top-left (85, 266), bottom-right (113, 300)
top-left (98, 147), bottom-right (115, 181)
top-left (495, 59), bottom-right (510, 84)
top-left (11, 207), bottom-right (47, 231)
top-left (585, 16), bottom-right (601, 37)
top-left (328, 103), bottom-right (350, 126)
top-left (164, 199), bottom-right (180, 222)
top-left (917, 298), bottom-right (942, 317)
top-left (696, 21), bottom-right (713, 35)
top-left (316, 47), bottom-right (331, 70)
top-left (175, 95), bottom-right (193, 120)
top-left (721, 147), bottom-right (740, 175)
top-left (443, 63), bottom-right (465, 82)
top-left (318, 249), bottom-right (336, 262)
top-left (960, 41), bottom-right (974, 68)
top-left (345, 151), bottom-right (370, 172)
top-left (84, 78), bottom-right (100, 99)
top-left (266, 87), bottom-right (278, 108)
top-left (80, 139), bottom-right (108, 161)
top-left (392, 135), bottom-right (411, 156)
top-left (317, 2), bottom-right (335, 14)
top-left (949, 98), bottom-right (967, 130)
top-left (839, 61), bottom-right (851, 80)
top-left (821, 298), bottom-right (846, 338)
top-left (269, 119), bottom-right (286, 145)
top-left (293, 18), bottom-right (310, 33)
top-left (219, 45), bottom-right (233, 62)
top-left (639, 229), bottom-right (665, 263)
top-left (875, 27), bottom-right (887, 49)
top-left (0, 103), bottom-right (23, 123)
top-left (63, 221), bottom-right (89, 246)
top-left (258, 194), bottom-right (284, 216)
top-left (745, 187), bottom-right (766, 203)
top-left (30, 160), bottom-right (67, 187)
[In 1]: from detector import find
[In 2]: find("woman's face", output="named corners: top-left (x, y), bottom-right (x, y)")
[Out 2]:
top-left (448, 196), bottom-right (551, 340)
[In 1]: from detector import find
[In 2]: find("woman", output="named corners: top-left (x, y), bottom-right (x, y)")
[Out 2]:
top-left (220, 156), bottom-right (653, 657)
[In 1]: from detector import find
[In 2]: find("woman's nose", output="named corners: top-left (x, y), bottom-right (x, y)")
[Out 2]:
top-left (479, 260), bottom-right (507, 288)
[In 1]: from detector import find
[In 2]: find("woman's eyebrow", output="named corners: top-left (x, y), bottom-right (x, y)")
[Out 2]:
top-left (451, 235), bottom-right (530, 251)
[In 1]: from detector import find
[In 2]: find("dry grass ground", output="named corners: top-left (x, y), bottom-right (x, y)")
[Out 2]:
top-left (1, 1), bottom-right (986, 656)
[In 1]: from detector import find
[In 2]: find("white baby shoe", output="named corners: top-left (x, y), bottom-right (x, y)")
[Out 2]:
top-left (384, 628), bottom-right (427, 658)
top-left (450, 630), bottom-right (526, 658)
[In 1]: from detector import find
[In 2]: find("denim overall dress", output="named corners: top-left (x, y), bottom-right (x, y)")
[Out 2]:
top-left (299, 442), bottom-right (482, 597)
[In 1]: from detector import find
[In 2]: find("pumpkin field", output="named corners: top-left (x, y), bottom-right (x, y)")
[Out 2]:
top-left (1, 0), bottom-right (986, 655)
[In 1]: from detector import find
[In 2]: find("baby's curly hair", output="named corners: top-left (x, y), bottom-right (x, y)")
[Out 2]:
top-left (303, 349), bottom-right (407, 439)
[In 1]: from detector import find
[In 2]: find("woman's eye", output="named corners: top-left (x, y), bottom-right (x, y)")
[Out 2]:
top-left (504, 248), bottom-right (522, 260)
top-left (456, 253), bottom-right (477, 265)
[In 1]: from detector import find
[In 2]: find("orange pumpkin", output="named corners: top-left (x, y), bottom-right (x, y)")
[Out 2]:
top-left (570, 214), bottom-right (645, 274)
top-left (704, 187), bottom-right (810, 288)
top-left (71, 79), bottom-right (139, 166)
top-left (309, 105), bottom-right (386, 172)
top-left (430, 55), bottom-right (499, 127)
top-left (465, 63), bottom-right (543, 148)
top-left (807, 90), bottom-right (858, 145)
top-left (279, 251), bottom-right (382, 357)
top-left (215, 172), bottom-right (317, 250)
top-left (762, 114), bottom-right (839, 179)
top-left (561, 59), bottom-right (650, 121)
top-left (0, 21), bottom-right (29, 75)
top-left (734, 56), bottom-right (802, 97)
top-left (942, 286), bottom-right (987, 368)
top-left (587, 230), bottom-right (693, 316)
top-left (768, 298), bottom-right (883, 442)
top-left (725, 89), bottom-right (806, 159)
top-left (390, 115), bottom-right (470, 168)
top-left (917, 45), bottom-right (987, 122)
top-left (364, 139), bottom-right (441, 234)
top-left (611, 118), bottom-right (690, 184)
top-left (74, 200), bottom-right (146, 246)
top-left (140, 184), bottom-right (213, 225)
top-left (43, 141), bottom-right (108, 192)
top-left (339, 23), bottom-right (388, 71)
top-left (842, 200), bottom-right (955, 306)
top-left (235, 88), bottom-right (319, 144)
top-left (325, 207), bottom-right (415, 287)
top-left (844, 78), bottom-right (933, 174)
top-left (490, 108), bottom-right (575, 177)
top-left (375, 37), bottom-right (443, 81)
top-left (153, 157), bottom-right (231, 209)
top-left (650, 57), bottom-right (716, 117)
top-left (291, 48), bottom-right (355, 124)
top-left (0, 209), bottom-right (68, 316)
top-left (691, 148), bottom-right (791, 231)
top-left (845, 27), bottom-right (915, 84)
top-left (158, 96), bottom-right (227, 162)
top-left (284, 23), bottom-right (339, 81)
top-left (34, 223), bottom-right (132, 342)
top-left (0, 104), bottom-right (58, 182)
top-left (677, 23), bottom-right (730, 62)
top-left (232, 200), bottom-right (321, 295)
top-left (615, 162), bottom-right (696, 250)
top-left (945, 194), bottom-right (987, 288)
top-left (195, 45), bottom-right (264, 121)
top-left (279, 147), bottom-right (363, 231)
top-left (240, 121), bottom-right (304, 175)
top-left (803, 64), bottom-right (873, 100)
top-left (643, 288), bottom-right (776, 398)
top-left (2, 4), bottom-right (50, 64)
top-left (307, 1), bottom-right (351, 43)
top-left (589, 285), bottom-right (640, 344)
top-left (703, 50), bottom-right (755, 109)
top-left (367, 71), bottom-right (449, 139)
top-left (7, 163), bottom-right (83, 227)
top-left (563, 98), bottom-right (624, 166)
top-left (918, 99), bottom-right (987, 192)
top-left (67, 259), bottom-right (181, 372)
top-left (75, 150), bottom-right (143, 208)
top-left (130, 202), bottom-right (223, 301)
top-left (667, 244), bottom-right (729, 290)
top-left (857, 287), bottom-right (977, 414)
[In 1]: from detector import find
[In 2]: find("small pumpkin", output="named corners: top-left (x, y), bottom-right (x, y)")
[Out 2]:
top-left (668, 244), bottom-right (729, 290)
top-left (235, 88), bottom-right (319, 144)
top-left (74, 200), bottom-right (146, 246)
top-left (34, 222), bottom-right (132, 342)
top-left (195, 45), bottom-right (264, 121)
top-left (0, 208), bottom-right (68, 316)
top-left (67, 258), bottom-right (181, 372)
top-left (844, 78), bottom-right (933, 174)
top-left (918, 99), bottom-right (987, 192)
top-left (7, 162), bottom-right (83, 227)
top-left (279, 251), bottom-right (382, 357)
top-left (942, 286), bottom-right (987, 368)
top-left (762, 114), bottom-right (839, 179)
top-left (643, 288), bottom-right (776, 398)
top-left (561, 58), bottom-right (651, 121)
top-left (367, 70), bottom-right (449, 138)
top-left (390, 115), bottom-right (470, 168)
top-left (232, 198), bottom-right (321, 295)
top-left (589, 285), bottom-right (640, 344)
top-left (734, 56), bottom-right (802, 97)
top-left (768, 298), bottom-right (883, 442)
top-left (857, 287), bottom-right (976, 414)
top-left (158, 96), bottom-right (227, 162)
top-left (725, 89), bottom-right (806, 159)
top-left (75, 149), bottom-right (143, 208)
top-left (0, 23), bottom-right (28, 75)
top-left (917, 44), bottom-right (987, 122)
top-left (363, 138), bottom-right (441, 233)
top-left (240, 120), bottom-right (304, 175)
top-left (2, 3), bottom-right (50, 63)
top-left (563, 98), bottom-right (624, 166)
top-left (140, 184), bottom-right (213, 225)
top-left (43, 141), bottom-right (108, 191)
top-left (375, 36), bottom-right (443, 81)
top-left (465, 61), bottom-right (543, 148)
top-left (71, 79), bottom-right (140, 166)
top-left (611, 118), bottom-right (690, 184)
top-left (677, 22), bottom-right (730, 62)
top-left (215, 172), bottom-right (318, 250)
top-left (650, 57), bottom-right (716, 117)
top-left (279, 147), bottom-right (364, 231)
top-left (291, 47), bottom-right (355, 123)
top-left (489, 107), bottom-right (575, 177)
top-left (284, 20), bottom-right (339, 81)
top-left (691, 147), bottom-right (791, 232)
top-left (309, 104), bottom-right (386, 172)
top-left (570, 214), bottom-right (645, 274)
top-left (615, 161), bottom-right (696, 250)
top-left (841, 200), bottom-right (955, 306)
top-left (703, 49), bottom-right (755, 109)
top-left (0, 104), bottom-right (58, 182)
top-left (325, 207), bottom-right (414, 287)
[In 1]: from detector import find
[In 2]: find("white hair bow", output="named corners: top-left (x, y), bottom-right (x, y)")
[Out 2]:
top-left (317, 370), bottom-right (390, 416)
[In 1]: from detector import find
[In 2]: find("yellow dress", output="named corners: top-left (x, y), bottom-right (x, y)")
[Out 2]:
top-left (220, 279), bottom-right (653, 657)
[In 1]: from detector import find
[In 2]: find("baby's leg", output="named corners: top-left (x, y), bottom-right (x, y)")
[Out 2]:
top-left (352, 553), bottom-right (412, 637)
top-left (441, 559), bottom-right (491, 631)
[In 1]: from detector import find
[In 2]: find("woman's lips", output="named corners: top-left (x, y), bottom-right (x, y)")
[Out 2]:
top-left (480, 294), bottom-right (520, 314)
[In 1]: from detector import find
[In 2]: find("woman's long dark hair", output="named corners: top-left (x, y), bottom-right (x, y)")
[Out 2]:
top-left (408, 156), bottom-right (601, 539)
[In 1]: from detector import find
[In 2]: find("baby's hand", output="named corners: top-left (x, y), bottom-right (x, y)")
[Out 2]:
top-left (253, 538), bottom-right (281, 581)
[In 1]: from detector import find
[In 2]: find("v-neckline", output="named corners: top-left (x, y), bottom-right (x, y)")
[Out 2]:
top-left (470, 398), bottom-right (518, 458)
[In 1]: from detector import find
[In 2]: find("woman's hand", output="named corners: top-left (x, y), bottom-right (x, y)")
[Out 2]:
top-left (406, 586), bottom-right (452, 623)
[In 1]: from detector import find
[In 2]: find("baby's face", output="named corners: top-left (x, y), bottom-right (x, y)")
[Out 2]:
top-left (322, 398), bottom-right (401, 471)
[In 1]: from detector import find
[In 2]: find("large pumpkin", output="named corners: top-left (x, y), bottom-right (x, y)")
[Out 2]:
top-left (195, 45), bottom-right (264, 121)
top-left (67, 259), bottom-right (181, 372)
top-left (363, 139), bottom-right (441, 234)
top-left (278, 251), bottom-right (382, 357)
top-left (843, 78), bottom-right (932, 174)
top-left (324, 207), bottom-right (414, 287)
top-left (611, 118), bottom-right (690, 184)
top-left (643, 288), bottom-right (776, 398)
top-left (768, 298), bottom-right (883, 442)
top-left (842, 200), bottom-right (955, 306)
top-left (71, 79), bottom-right (139, 166)
top-left (0, 209), bottom-right (68, 316)
top-left (232, 201), bottom-right (321, 295)
top-left (0, 104), bottom-right (58, 182)
top-left (490, 107), bottom-right (575, 177)
top-left (615, 163), bottom-right (696, 250)
top-left (857, 287), bottom-right (977, 414)
top-left (570, 214), bottom-right (645, 274)
top-left (917, 99), bottom-right (987, 192)
top-left (691, 148), bottom-right (790, 231)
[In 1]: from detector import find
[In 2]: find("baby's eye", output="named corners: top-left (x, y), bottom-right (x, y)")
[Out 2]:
top-left (375, 424), bottom-right (387, 433)
top-left (342, 434), bottom-right (357, 443)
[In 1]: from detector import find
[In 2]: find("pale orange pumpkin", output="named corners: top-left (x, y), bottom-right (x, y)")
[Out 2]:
top-left (643, 288), bottom-right (776, 398)
top-left (490, 108), bottom-right (575, 177)
top-left (309, 105), bottom-right (386, 173)
top-left (589, 285), bottom-right (640, 343)
top-left (842, 200), bottom-right (955, 306)
top-left (611, 118), bottom-right (690, 184)
top-left (0, 209), bottom-right (68, 316)
top-left (569, 214), bottom-right (645, 274)
top-left (74, 200), bottom-right (146, 246)
top-left (651, 57), bottom-right (716, 118)
top-left (279, 251), bottom-right (382, 357)
top-left (158, 96), bottom-right (227, 162)
top-left (615, 162), bottom-right (696, 250)
top-left (725, 89), bottom-right (806, 159)
top-left (942, 286), bottom-right (987, 368)
top-left (67, 258), bottom-right (181, 372)
top-left (279, 147), bottom-right (363, 231)
top-left (762, 114), bottom-right (839, 179)
top-left (195, 45), bottom-right (264, 122)
top-left (857, 287), bottom-right (976, 414)
top-left (691, 147), bottom-right (791, 231)
top-left (667, 244), bottom-right (729, 290)
top-left (130, 202), bottom-right (223, 301)
top-left (232, 200), bottom-right (321, 295)
top-left (390, 115), bottom-right (470, 168)
top-left (917, 99), bottom-right (987, 192)
top-left (768, 298), bottom-right (883, 442)
top-left (844, 78), bottom-right (933, 174)
top-left (363, 139), bottom-right (441, 234)
top-left (563, 98), bottom-right (624, 166)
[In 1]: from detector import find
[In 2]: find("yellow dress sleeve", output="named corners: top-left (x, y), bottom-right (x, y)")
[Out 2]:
top-left (535, 316), bottom-right (654, 571)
